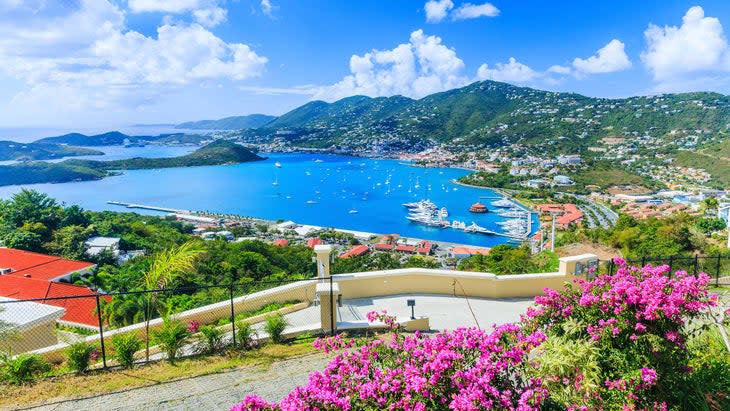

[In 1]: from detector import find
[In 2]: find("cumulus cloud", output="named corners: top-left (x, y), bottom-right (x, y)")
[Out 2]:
top-left (641, 6), bottom-right (730, 86)
top-left (261, 0), bottom-right (276, 17)
top-left (128, 0), bottom-right (207, 13)
top-left (0, 0), bottom-right (267, 115)
top-left (547, 64), bottom-right (571, 75)
top-left (193, 6), bottom-right (227, 27)
top-left (452, 2), bottom-right (499, 20)
top-left (476, 57), bottom-right (539, 83)
top-left (424, 0), bottom-right (453, 23)
top-left (315, 30), bottom-right (468, 100)
top-left (572, 39), bottom-right (631, 74)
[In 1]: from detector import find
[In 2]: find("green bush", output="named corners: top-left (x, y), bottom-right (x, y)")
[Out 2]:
top-left (111, 333), bottom-right (142, 368)
top-left (197, 325), bottom-right (225, 354)
top-left (66, 341), bottom-right (96, 374)
top-left (0, 353), bottom-right (51, 384)
top-left (236, 321), bottom-right (257, 350)
top-left (264, 314), bottom-right (288, 344)
top-left (152, 317), bottom-right (190, 363)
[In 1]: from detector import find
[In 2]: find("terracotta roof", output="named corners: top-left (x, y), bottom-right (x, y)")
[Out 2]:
top-left (395, 245), bottom-right (416, 252)
top-left (306, 238), bottom-right (322, 248)
top-left (0, 248), bottom-right (102, 327)
top-left (0, 248), bottom-right (94, 281)
top-left (340, 245), bottom-right (370, 259)
top-left (374, 243), bottom-right (395, 251)
top-left (451, 247), bottom-right (490, 257)
top-left (273, 239), bottom-right (289, 246)
top-left (417, 240), bottom-right (433, 254)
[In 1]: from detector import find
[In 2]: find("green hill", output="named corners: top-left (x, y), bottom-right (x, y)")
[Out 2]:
top-left (0, 140), bottom-right (265, 186)
top-left (0, 141), bottom-right (102, 161)
top-left (254, 80), bottom-right (730, 155)
top-left (177, 114), bottom-right (277, 130)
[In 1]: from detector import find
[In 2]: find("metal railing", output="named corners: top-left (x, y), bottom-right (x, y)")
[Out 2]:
top-left (0, 277), bottom-right (331, 368)
top-left (598, 255), bottom-right (730, 286)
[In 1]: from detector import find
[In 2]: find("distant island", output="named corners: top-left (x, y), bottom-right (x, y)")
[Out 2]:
top-left (176, 114), bottom-right (277, 130)
top-left (34, 131), bottom-right (211, 147)
top-left (0, 140), bottom-right (265, 186)
top-left (0, 141), bottom-right (102, 161)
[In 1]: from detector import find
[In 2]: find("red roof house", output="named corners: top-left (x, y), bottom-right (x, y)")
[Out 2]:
top-left (306, 238), bottom-right (323, 248)
top-left (340, 245), bottom-right (370, 259)
top-left (273, 239), bottom-right (289, 247)
top-left (0, 248), bottom-right (103, 327)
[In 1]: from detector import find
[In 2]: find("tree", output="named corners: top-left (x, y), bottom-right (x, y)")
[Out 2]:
top-left (44, 225), bottom-right (93, 260)
top-left (1, 230), bottom-right (42, 251)
top-left (142, 241), bottom-right (205, 361)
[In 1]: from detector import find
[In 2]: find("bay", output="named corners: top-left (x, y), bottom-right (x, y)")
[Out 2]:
top-left (0, 152), bottom-right (538, 247)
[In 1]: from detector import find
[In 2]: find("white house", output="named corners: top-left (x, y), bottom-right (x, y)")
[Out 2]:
top-left (85, 236), bottom-right (121, 257)
top-left (0, 297), bottom-right (65, 353)
top-left (553, 175), bottom-right (575, 186)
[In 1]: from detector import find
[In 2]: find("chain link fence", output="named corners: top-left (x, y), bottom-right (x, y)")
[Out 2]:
top-left (0, 277), bottom-right (328, 370)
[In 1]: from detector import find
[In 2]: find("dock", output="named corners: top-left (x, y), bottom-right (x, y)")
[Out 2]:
top-left (107, 201), bottom-right (192, 214)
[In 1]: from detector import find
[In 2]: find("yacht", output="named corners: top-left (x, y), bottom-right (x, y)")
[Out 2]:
top-left (451, 220), bottom-right (466, 230)
top-left (464, 222), bottom-right (488, 233)
top-left (491, 198), bottom-right (515, 208)
top-left (439, 207), bottom-right (449, 219)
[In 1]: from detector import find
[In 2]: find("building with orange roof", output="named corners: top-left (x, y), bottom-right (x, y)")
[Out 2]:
top-left (450, 247), bottom-right (490, 258)
top-left (340, 245), bottom-right (370, 259)
top-left (536, 204), bottom-right (584, 229)
top-left (273, 239), bottom-right (289, 247)
top-left (0, 248), bottom-right (104, 328)
top-left (306, 238), bottom-right (322, 248)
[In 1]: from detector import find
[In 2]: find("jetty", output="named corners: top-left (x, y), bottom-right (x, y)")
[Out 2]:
top-left (107, 201), bottom-right (192, 214)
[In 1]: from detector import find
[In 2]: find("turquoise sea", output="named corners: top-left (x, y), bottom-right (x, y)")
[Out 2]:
top-left (0, 149), bottom-right (538, 247)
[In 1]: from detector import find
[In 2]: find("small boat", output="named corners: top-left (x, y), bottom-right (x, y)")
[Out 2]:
top-left (439, 207), bottom-right (449, 218)
top-left (469, 202), bottom-right (488, 213)
top-left (274, 161), bottom-right (282, 168)
top-left (272, 176), bottom-right (279, 186)
top-left (314, 159), bottom-right (324, 163)
top-left (305, 171), bottom-right (311, 176)
top-left (305, 200), bottom-right (318, 204)
top-left (348, 209), bottom-right (358, 214)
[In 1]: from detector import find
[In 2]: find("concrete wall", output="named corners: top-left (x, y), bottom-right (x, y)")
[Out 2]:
top-left (31, 254), bottom-right (598, 362)
top-left (1, 321), bottom-right (59, 354)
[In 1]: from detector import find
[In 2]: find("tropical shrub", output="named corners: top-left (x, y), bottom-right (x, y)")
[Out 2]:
top-left (0, 353), bottom-right (50, 384)
top-left (66, 341), bottom-right (97, 374)
top-left (152, 317), bottom-right (190, 363)
top-left (232, 260), bottom-right (726, 411)
top-left (236, 321), bottom-right (257, 350)
top-left (197, 324), bottom-right (225, 354)
top-left (111, 333), bottom-right (142, 368)
top-left (263, 315), bottom-right (288, 344)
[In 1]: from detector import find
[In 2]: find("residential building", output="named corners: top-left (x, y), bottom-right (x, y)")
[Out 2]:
top-left (84, 236), bottom-right (121, 257)
top-left (0, 297), bottom-right (65, 353)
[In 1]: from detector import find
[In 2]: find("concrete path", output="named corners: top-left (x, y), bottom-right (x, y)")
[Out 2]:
top-left (22, 354), bottom-right (330, 411)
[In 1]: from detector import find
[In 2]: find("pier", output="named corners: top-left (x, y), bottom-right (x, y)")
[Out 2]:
top-left (107, 201), bottom-right (192, 214)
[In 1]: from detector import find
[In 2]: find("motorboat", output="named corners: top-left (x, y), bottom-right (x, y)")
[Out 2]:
top-left (274, 161), bottom-right (282, 168)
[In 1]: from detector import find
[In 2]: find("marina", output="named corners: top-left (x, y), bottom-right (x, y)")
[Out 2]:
top-left (0, 152), bottom-right (539, 248)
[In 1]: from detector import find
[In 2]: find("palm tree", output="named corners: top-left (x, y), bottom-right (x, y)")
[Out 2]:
top-left (142, 241), bottom-right (205, 361)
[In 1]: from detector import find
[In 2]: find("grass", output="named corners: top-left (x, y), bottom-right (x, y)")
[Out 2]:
top-left (0, 341), bottom-right (317, 409)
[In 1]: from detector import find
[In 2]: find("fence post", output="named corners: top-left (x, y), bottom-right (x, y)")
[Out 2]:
top-left (609, 260), bottom-right (614, 275)
top-left (640, 256), bottom-right (646, 267)
top-left (693, 255), bottom-right (699, 277)
top-left (716, 255), bottom-right (722, 287)
top-left (94, 294), bottom-right (107, 369)
top-left (229, 284), bottom-right (236, 349)
top-left (329, 276), bottom-right (334, 336)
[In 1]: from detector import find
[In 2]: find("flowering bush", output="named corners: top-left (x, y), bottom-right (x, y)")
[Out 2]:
top-left (232, 259), bottom-right (724, 411)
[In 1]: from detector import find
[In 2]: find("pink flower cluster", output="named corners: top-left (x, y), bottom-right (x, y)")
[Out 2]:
top-left (232, 259), bottom-right (717, 411)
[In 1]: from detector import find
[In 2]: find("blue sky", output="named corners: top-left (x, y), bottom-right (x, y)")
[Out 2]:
top-left (1, 1), bottom-right (730, 127)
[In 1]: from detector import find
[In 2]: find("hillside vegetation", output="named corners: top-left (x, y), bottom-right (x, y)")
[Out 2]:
top-left (255, 80), bottom-right (730, 155)
top-left (177, 114), bottom-right (277, 130)
top-left (0, 141), bottom-right (264, 186)
top-left (0, 141), bottom-right (102, 161)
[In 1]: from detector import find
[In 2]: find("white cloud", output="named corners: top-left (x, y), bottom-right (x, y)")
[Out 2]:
top-left (547, 64), bottom-right (571, 75)
top-left (128, 0), bottom-right (207, 13)
top-left (193, 6), bottom-right (227, 27)
top-left (642, 6), bottom-right (730, 85)
top-left (476, 57), bottom-right (539, 83)
top-left (0, 0), bottom-right (267, 118)
top-left (424, 0), bottom-right (453, 23)
top-left (261, 0), bottom-right (275, 17)
top-left (315, 29), bottom-right (467, 100)
top-left (572, 39), bottom-right (631, 74)
top-left (452, 2), bottom-right (499, 20)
